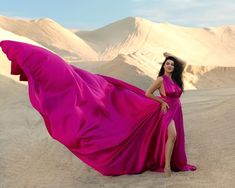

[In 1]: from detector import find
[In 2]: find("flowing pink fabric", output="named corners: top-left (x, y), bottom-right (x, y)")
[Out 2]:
top-left (0, 40), bottom-right (196, 176)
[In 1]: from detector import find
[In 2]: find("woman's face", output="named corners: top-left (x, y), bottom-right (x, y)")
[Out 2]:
top-left (163, 59), bottom-right (174, 73)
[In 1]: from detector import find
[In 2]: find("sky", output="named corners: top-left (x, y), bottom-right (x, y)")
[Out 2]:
top-left (0, 0), bottom-right (235, 30)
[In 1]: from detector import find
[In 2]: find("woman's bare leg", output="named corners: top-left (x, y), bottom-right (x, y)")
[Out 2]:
top-left (164, 120), bottom-right (177, 177)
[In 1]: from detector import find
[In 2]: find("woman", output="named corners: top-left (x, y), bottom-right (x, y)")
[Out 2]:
top-left (0, 40), bottom-right (196, 177)
top-left (145, 52), bottom-right (193, 177)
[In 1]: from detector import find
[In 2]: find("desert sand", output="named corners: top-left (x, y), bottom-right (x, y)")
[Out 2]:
top-left (0, 15), bottom-right (235, 188)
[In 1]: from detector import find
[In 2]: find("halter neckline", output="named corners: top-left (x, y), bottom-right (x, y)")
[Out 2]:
top-left (163, 74), bottom-right (175, 84)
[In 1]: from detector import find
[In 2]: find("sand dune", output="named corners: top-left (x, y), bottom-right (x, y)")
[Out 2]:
top-left (76, 17), bottom-right (235, 67)
top-left (0, 15), bottom-right (98, 60)
top-left (1, 15), bottom-right (235, 66)
top-left (1, 15), bottom-right (235, 90)
top-left (0, 28), bottom-right (44, 86)
top-left (75, 17), bottom-right (235, 90)
top-left (87, 54), bottom-right (235, 90)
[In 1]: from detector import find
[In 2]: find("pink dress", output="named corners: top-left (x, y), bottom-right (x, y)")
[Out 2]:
top-left (0, 40), bottom-right (196, 176)
top-left (156, 74), bottom-right (197, 172)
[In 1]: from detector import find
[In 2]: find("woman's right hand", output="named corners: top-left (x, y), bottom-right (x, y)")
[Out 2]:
top-left (163, 52), bottom-right (173, 57)
top-left (161, 101), bottom-right (169, 113)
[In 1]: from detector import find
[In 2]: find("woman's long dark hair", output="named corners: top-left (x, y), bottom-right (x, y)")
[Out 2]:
top-left (158, 56), bottom-right (185, 91)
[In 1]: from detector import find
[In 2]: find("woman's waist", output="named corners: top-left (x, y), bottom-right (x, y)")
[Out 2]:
top-left (161, 96), bottom-right (181, 103)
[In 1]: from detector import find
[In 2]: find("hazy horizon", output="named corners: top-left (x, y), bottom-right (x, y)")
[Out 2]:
top-left (1, 0), bottom-right (235, 30)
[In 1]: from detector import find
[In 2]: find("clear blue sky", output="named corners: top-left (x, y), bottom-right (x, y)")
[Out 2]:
top-left (0, 0), bottom-right (235, 30)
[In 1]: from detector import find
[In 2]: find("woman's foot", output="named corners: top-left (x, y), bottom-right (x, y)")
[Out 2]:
top-left (164, 166), bottom-right (172, 177)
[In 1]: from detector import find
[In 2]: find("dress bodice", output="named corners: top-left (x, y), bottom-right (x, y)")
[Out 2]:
top-left (160, 75), bottom-right (182, 99)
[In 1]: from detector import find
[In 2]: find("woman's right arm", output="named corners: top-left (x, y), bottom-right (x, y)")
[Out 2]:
top-left (145, 76), bottom-right (165, 104)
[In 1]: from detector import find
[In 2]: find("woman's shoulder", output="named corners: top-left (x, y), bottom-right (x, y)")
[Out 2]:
top-left (156, 75), bottom-right (164, 82)
top-left (153, 76), bottom-right (164, 87)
